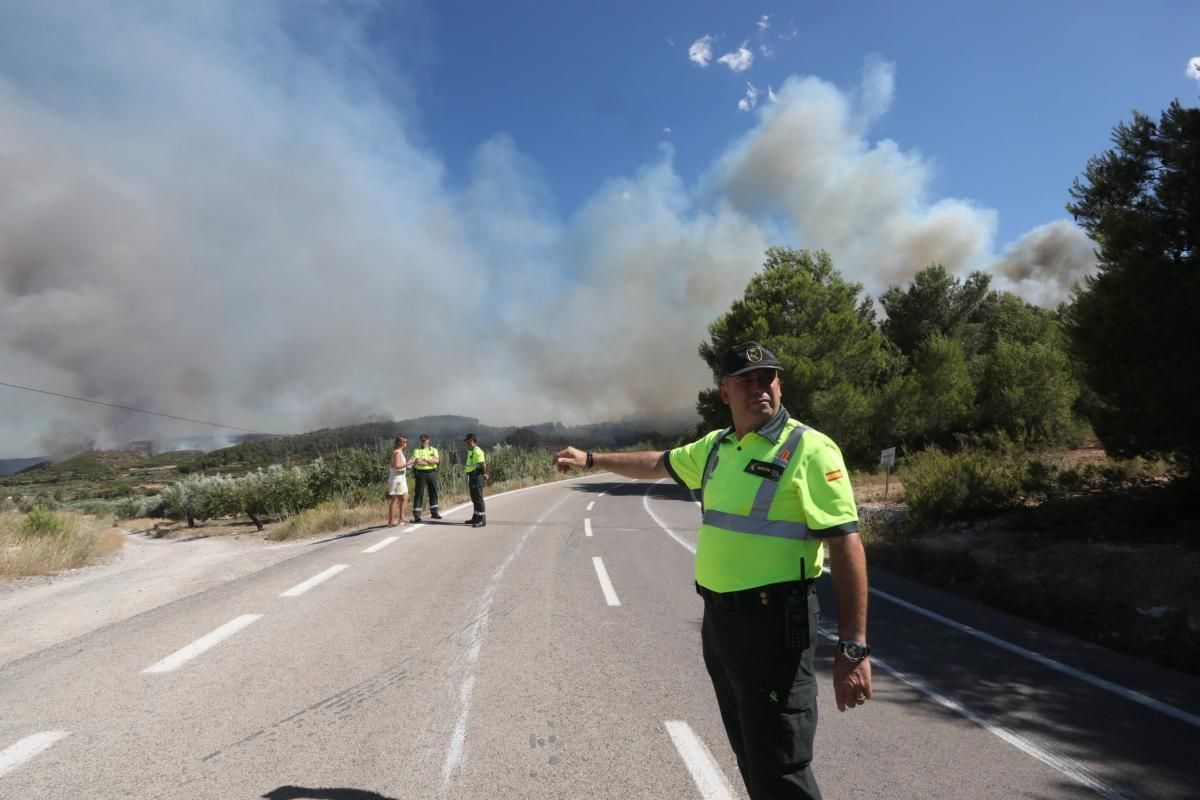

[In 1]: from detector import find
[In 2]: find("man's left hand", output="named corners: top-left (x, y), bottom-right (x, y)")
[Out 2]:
top-left (833, 652), bottom-right (872, 712)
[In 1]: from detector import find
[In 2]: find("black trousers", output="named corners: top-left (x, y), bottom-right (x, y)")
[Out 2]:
top-left (413, 470), bottom-right (439, 513)
top-left (701, 585), bottom-right (822, 800)
top-left (468, 472), bottom-right (486, 519)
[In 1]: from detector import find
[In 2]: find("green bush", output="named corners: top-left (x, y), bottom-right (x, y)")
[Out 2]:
top-left (901, 445), bottom-right (1024, 530)
top-left (21, 505), bottom-right (68, 538)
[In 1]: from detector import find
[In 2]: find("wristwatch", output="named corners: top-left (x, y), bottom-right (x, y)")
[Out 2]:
top-left (837, 640), bottom-right (871, 662)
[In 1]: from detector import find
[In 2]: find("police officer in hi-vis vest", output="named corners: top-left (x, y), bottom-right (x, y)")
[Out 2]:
top-left (411, 434), bottom-right (442, 522)
top-left (463, 433), bottom-right (488, 528)
top-left (553, 341), bottom-right (871, 800)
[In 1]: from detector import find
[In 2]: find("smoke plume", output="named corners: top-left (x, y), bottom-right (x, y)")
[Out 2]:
top-left (0, 4), bottom-right (1096, 456)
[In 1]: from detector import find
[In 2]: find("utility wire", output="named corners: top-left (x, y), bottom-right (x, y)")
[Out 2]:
top-left (0, 379), bottom-right (279, 436)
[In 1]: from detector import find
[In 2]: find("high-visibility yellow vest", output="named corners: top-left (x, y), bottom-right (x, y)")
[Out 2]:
top-left (666, 408), bottom-right (858, 593)
top-left (465, 445), bottom-right (486, 474)
top-left (413, 446), bottom-right (439, 471)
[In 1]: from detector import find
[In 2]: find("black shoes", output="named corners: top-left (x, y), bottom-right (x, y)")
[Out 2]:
top-left (472, 519), bottom-right (487, 528)
top-left (431, 512), bottom-right (442, 520)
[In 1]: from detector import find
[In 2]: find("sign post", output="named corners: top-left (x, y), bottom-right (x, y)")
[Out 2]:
top-left (880, 447), bottom-right (897, 502)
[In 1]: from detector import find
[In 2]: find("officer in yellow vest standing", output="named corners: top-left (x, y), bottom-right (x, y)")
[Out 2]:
top-left (411, 434), bottom-right (442, 523)
top-left (553, 341), bottom-right (871, 800)
top-left (463, 433), bottom-right (488, 527)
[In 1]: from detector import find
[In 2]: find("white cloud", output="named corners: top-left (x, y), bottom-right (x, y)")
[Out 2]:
top-left (757, 15), bottom-right (771, 34)
top-left (760, 44), bottom-right (773, 58)
top-left (768, 85), bottom-right (778, 103)
top-left (718, 44), bottom-right (753, 73)
top-left (688, 35), bottom-right (714, 67)
top-left (666, 37), bottom-right (675, 47)
top-left (1188, 56), bottom-right (1200, 81)
top-left (738, 83), bottom-right (761, 112)
top-left (663, 126), bottom-right (672, 134)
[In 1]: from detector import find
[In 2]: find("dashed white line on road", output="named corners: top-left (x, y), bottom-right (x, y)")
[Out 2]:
top-left (143, 614), bottom-right (262, 674)
top-left (586, 501), bottom-right (595, 511)
top-left (584, 518), bottom-right (593, 537)
top-left (0, 732), bottom-right (70, 779)
top-left (664, 721), bottom-right (737, 800)
top-left (364, 536), bottom-right (399, 553)
top-left (280, 564), bottom-right (348, 597)
top-left (592, 557), bottom-right (621, 606)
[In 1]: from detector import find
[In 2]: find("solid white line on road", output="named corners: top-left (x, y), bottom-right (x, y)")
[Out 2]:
top-left (815, 628), bottom-right (1134, 800)
top-left (586, 501), bottom-right (595, 511)
top-left (441, 494), bottom-right (573, 791)
top-left (280, 564), bottom-right (348, 597)
top-left (646, 479), bottom-right (1199, 731)
top-left (664, 721), bottom-right (738, 800)
top-left (584, 518), bottom-right (593, 537)
top-left (869, 587), bottom-right (1200, 729)
top-left (643, 480), bottom-right (696, 553)
top-left (364, 536), bottom-right (399, 553)
top-left (0, 732), bottom-right (70, 779)
top-left (592, 557), bottom-right (621, 606)
top-left (143, 614), bottom-right (262, 674)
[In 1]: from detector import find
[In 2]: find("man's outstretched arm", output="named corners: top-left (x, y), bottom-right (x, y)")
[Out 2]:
top-left (553, 447), bottom-right (669, 481)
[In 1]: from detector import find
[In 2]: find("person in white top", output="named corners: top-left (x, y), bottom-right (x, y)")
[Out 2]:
top-left (387, 435), bottom-right (416, 527)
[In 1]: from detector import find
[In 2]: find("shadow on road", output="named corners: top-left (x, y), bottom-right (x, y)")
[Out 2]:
top-left (262, 786), bottom-right (399, 800)
top-left (570, 480), bottom-right (698, 503)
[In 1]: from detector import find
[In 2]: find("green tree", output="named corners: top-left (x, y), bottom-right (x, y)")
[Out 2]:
top-left (909, 334), bottom-right (975, 442)
top-left (879, 265), bottom-right (998, 357)
top-left (1066, 101), bottom-right (1200, 468)
top-left (696, 247), bottom-right (898, 464)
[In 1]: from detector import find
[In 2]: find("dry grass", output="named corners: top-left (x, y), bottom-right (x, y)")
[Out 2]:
top-left (0, 510), bottom-right (125, 579)
top-left (268, 499), bottom-right (389, 541)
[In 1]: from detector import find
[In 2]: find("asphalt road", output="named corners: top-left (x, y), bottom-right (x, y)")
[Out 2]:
top-left (2, 474), bottom-right (1198, 799)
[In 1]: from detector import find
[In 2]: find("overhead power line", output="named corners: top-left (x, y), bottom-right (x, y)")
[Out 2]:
top-left (0, 379), bottom-right (279, 437)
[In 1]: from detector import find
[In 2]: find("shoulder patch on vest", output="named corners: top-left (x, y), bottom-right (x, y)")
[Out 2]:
top-left (824, 469), bottom-right (844, 482)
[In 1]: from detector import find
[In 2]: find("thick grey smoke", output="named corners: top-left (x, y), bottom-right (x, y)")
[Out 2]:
top-left (0, 5), bottom-right (1095, 457)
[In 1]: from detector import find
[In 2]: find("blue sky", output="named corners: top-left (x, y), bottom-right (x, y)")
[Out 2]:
top-left (0, 1), bottom-right (1197, 456)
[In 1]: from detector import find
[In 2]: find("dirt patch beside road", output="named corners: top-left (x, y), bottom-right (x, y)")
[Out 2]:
top-left (0, 529), bottom-right (308, 666)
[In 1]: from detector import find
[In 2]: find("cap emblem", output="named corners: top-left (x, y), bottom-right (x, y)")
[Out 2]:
top-left (747, 345), bottom-right (763, 363)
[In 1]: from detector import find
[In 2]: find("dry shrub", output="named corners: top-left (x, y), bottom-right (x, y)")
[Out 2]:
top-left (268, 499), bottom-right (387, 541)
top-left (0, 510), bottom-right (124, 579)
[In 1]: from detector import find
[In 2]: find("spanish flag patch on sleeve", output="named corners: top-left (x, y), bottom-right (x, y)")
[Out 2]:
top-left (824, 469), bottom-right (844, 482)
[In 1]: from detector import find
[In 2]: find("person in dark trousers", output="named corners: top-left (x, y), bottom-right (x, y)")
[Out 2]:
top-left (553, 341), bottom-right (871, 800)
top-left (411, 434), bottom-right (442, 522)
top-left (463, 433), bottom-right (488, 527)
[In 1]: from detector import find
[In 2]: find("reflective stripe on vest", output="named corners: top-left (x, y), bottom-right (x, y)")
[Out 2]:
top-left (700, 423), bottom-right (813, 541)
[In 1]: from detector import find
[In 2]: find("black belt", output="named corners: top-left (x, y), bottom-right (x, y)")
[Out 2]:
top-left (696, 579), bottom-right (812, 608)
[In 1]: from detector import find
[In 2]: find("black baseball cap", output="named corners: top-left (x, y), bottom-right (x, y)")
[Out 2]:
top-left (721, 341), bottom-right (782, 377)
top-left (463, 433), bottom-right (477, 441)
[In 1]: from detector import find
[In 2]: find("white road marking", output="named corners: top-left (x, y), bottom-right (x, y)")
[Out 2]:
top-left (0, 732), bottom-right (70, 778)
top-left (280, 564), bottom-right (348, 597)
top-left (642, 480), bottom-right (695, 553)
top-left (586, 501), bottom-right (595, 511)
top-left (664, 721), bottom-right (737, 800)
top-left (143, 614), bottom-right (262, 674)
top-left (816, 628), bottom-right (1134, 800)
top-left (364, 536), bottom-right (399, 553)
top-left (441, 494), bottom-right (572, 791)
top-left (869, 587), bottom-right (1200, 729)
top-left (648, 478), bottom-right (1198, 730)
top-left (592, 557), bottom-right (621, 606)
top-left (642, 479), bottom-right (1170, 794)
top-left (584, 518), bottom-right (593, 537)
